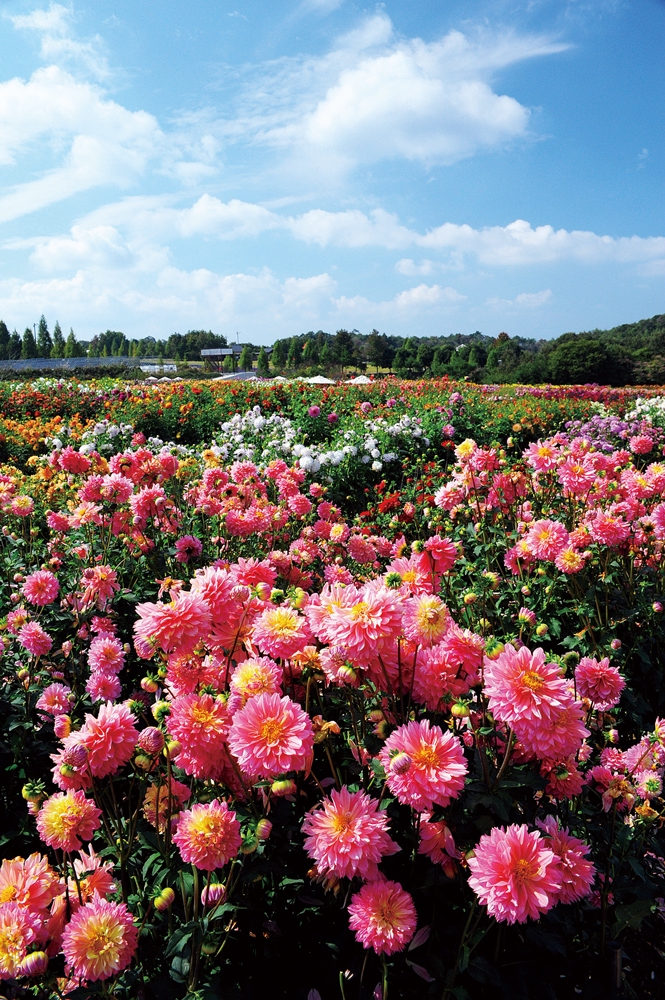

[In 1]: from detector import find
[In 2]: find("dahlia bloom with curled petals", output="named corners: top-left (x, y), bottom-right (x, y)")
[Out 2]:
top-left (36, 682), bottom-right (73, 718)
top-left (76, 702), bottom-right (138, 778)
top-left (525, 519), bottom-right (569, 561)
top-left (484, 644), bottom-right (570, 732)
top-left (17, 621), bottom-right (52, 657)
top-left (227, 692), bottom-right (314, 779)
top-left (302, 787), bottom-right (399, 881)
top-left (379, 720), bottom-right (467, 811)
top-left (61, 893), bottom-right (137, 982)
top-left (575, 657), bottom-right (625, 711)
top-left (412, 645), bottom-right (474, 711)
top-left (167, 693), bottom-right (231, 780)
top-left (36, 790), bottom-right (102, 853)
top-left (0, 903), bottom-right (42, 979)
top-left (418, 814), bottom-right (460, 876)
top-left (228, 656), bottom-right (283, 711)
top-left (251, 606), bottom-right (313, 660)
top-left (22, 570), bottom-right (59, 606)
top-left (134, 591), bottom-right (211, 659)
top-left (88, 636), bottom-right (125, 675)
top-left (348, 880), bottom-right (417, 955)
top-left (325, 583), bottom-right (403, 668)
top-left (537, 816), bottom-right (595, 905)
top-left (172, 800), bottom-right (242, 871)
top-left (467, 824), bottom-right (562, 924)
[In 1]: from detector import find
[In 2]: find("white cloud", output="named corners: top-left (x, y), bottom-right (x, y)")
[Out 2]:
top-left (224, 14), bottom-right (569, 180)
top-left (334, 282), bottom-right (465, 319)
top-left (8, 3), bottom-right (111, 81)
top-left (487, 288), bottom-right (553, 309)
top-left (395, 258), bottom-right (436, 276)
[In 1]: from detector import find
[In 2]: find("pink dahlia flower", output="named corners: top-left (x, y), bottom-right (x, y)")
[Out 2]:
top-left (88, 636), bottom-right (125, 675)
top-left (348, 880), bottom-right (417, 955)
top-left (418, 813), bottom-right (459, 873)
top-left (172, 799), bottom-right (242, 871)
top-left (167, 693), bottom-right (231, 780)
top-left (525, 519), bottom-right (569, 561)
top-left (0, 903), bottom-right (41, 979)
top-left (17, 621), bottom-right (52, 657)
top-left (251, 606), bottom-right (313, 660)
top-left (134, 591), bottom-right (211, 659)
top-left (302, 787), bottom-right (399, 882)
top-left (36, 790), bottom-right (102, 853)
top-left (379, 720), bottom-right (467, 811)
top-left (402, 594), bottom-right (449, 647)
top-left (412, 644), bottom-right (474, 711)
top-left (424, 534), bottom-right (458, 573)
top-left (0, 853), bottom-right (61, 914)
top-left (86, 672), bottom-right (121, 702)
top-left (76, 701), bottom-right (139, 778)
top-left (467, 824), bottom-right (562, 924)
top-left (325, 583), bottom-right (402, 668)
top-left (575, 657), bottom-right (625, 711)
top-left (229, 656), bottom-right (283, 710)
top-left (36, 682), bottom-right (73, 718)
top-left (538, 816), bottom-right (595, 905)
top-left (227, 692), bottom-right (314, 779)
top-left (22, 570), bottom-right (59, 606)
top-left (174, 534), bottom-right (203, 563)
top-left (61, 892), bottom-right (138, 982)
top-left (521, 700), bottom-right (589, 760)
top-left (483, 644), bottom-right (570, 731)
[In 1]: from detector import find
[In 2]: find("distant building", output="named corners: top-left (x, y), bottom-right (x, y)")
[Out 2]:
top-left (201, 345), bottom-right (272, 371)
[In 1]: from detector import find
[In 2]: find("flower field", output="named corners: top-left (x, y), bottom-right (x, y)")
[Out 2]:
top-left (0, 376), bottom-right (664, 999)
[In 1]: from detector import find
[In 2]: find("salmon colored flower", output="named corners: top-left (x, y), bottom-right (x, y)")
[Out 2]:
top-left (134, 591), bottom-right (211, 659)
top-left (251, 606), bottom-right (313, 660)
top-left (172, 799), bottom-right (241, 871)
top-left (17, 621), bottom-right (52, 657)
top-left (228, 692), bottom-right (314, 779)
top-left (76, 702), bottom-right (139, 778)
top-left (167, 693), bottom-right (231, 780)
top-left (143, 778), bottom-right (191, 833)
top-left (22, 570), bottom-right (59, 606)
top-left (61, 892), bottom-right (138, 982)
top-left (348, 880), bottom-right (417, 955)
top-left (0, 854), bottom-right (61, 912)
top-left (0, 903), bottom-right (42, 979)
top-left (575, 657), bottom-right (625, 711)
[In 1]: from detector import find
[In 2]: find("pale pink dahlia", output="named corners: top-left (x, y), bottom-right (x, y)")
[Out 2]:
top-left (575, 657), bottom-right (625, 711)
top-left (302, 787), bottom-right (399, 881)
top-left (467, 824), bottom-right (562, 924)
top-left (61, 892), bottom-right (138, 982)
top-left (36, 790), bottom-right (102, 853)
top-left (229, 656), bottom-right (283, 711)
top-left (134, 591), bottom-right (211, 659)
top-left (76, 701), bottom-right (139, 778)
top-left (402, 594), bottom-right (449, 647)
top-left (172, 799), bottom-right (241, 871)
top-left (22, 570), bottom-right (59, 606)
top-left (347, 880), bottom-right (417, 955)
top-left (227, 692), bottom-right (314, 779)
top-left (251, 605), bottom-right (313, 660)
top-left (537, 816), bottom-right (595, 905)
top-left (88, 636), bottom-right (125, 675)
top-left (325, 583), bottom-right (403, 668)
top-left (167, 693), bottom-right (231, 780)
top-left (36, 682), bottom-right (73, 718)
top-left (379, 720), bottom-right (467, 811)
top-left (0, 853), bottom-right (61, 913)
top-left (412, 644), bottom-right (474, 710)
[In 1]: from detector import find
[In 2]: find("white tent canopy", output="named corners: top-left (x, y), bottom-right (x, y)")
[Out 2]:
top-left (303, 375), bottom-right (336, 384)
top-left (345, 374), bottom-right (372, 384)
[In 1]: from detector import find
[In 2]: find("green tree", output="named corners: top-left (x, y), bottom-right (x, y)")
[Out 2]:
top-left (286, 337), bottom-right (301, 369)
top-left (222, 355), bottom-right (234, 372)
top-left (0, 321), bottom-right (9, 361)
top-left (271, 340), bottom-right (287, 369)
top-left (37, 315), bottom-right (52, 358)
top-left (21, 327), bottom-right (38, 359)
top-left (334, 329), bottom-right (356, 370)
top-left (239, 344), bottom-right (253, 371)
top-left (64, 329), bottom-right (79, 358)
top-left (256, 346), bottom-right (270, 376)
top-left (51, 321), bottom-right (65, 358)
top-left (8, 331), bottom-right (21, 360)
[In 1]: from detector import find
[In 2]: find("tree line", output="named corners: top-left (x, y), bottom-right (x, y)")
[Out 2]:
top-left (1, 314), bottom-right (664, 385)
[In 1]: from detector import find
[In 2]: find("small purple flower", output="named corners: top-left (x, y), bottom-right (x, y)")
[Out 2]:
top-left (308, 405), bottom-right (321, 418)
top-left (360, 401), bottom-right (372, 414)
top-left (327, 412), bottom-right (338, 424)
top-left (442, 424), bottom-right (455, 439)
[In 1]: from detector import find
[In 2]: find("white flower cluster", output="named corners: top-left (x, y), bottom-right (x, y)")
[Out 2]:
top-left (210, 406), bottom-right (429, 478)
top-left (625, 396), bottom-right (665, 426)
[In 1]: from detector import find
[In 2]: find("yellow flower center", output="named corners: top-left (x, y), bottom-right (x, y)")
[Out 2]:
top-left (190, 704), bottom-right (215, 726)
top-left (85, 915), bottom-right (123, 969)
top-left (0, 926), bottom-right (24, 973)
top-left (0, 885), bottom-right (17, 903)
top-left (259, 718), bottom-right (285, 745)
top-left (331, 811), bottom-right (352, 835)
top-left (267, 609), bottom-right (298, 636)
top-left (512, 858), bottom-right (537, 885)
top-left (412, 745), bottom-right (439, 769)
top-left (521, 671), bottom-right (544, 692)
top-left (350, 602), bottom-right (370, 621)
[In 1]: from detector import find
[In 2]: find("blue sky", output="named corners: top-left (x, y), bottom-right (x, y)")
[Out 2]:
top-left (0, 0), bottom-right (663, 344)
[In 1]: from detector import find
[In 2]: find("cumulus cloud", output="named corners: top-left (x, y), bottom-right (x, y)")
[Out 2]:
top-left (224, 13), bottom-right (568, 179)
top-left (334, 282), bottom-right (465, 319)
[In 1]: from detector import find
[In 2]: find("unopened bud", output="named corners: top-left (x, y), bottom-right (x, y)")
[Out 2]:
top-left (271, 778), bottom-right (296, 797)
top-left (137, 727), bottom-right (164, 755)
top-left (59, 764), bottom-right (75, 778)
top-left (62, 744), bottom-right (88, 769)
top-left (152, 700), bottom-right (170, 722)
top-left (255, 581), bottom-right (271, 601)
top-left (141, 676), bottom-right (158, 694)
top-left (390, 752), bottom-right (412, 775)
top-left (134, 753), bottom-right (153, 772)
top-left (256, 819), bottom-right (272, 840)
top-left (201, 882), bottom-right (226, 906)
top-left (17, 668), bottom-right (29, 681)
top-left (240, 835), bottom-right (258, 855)
top-left (18, 951), bottom-right (48, 977)
top-left (535, 623), bottom-right (548, 637)
top-left (451, 701), bottom-right (470, 718)
top-left (154, 887), bottom-right (175, 912)
top-left (463, 592), bottom-right (477, 606)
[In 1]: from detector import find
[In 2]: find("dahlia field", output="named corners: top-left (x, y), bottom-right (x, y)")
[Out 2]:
top-left (0, 378), bottom-right (664, 999)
